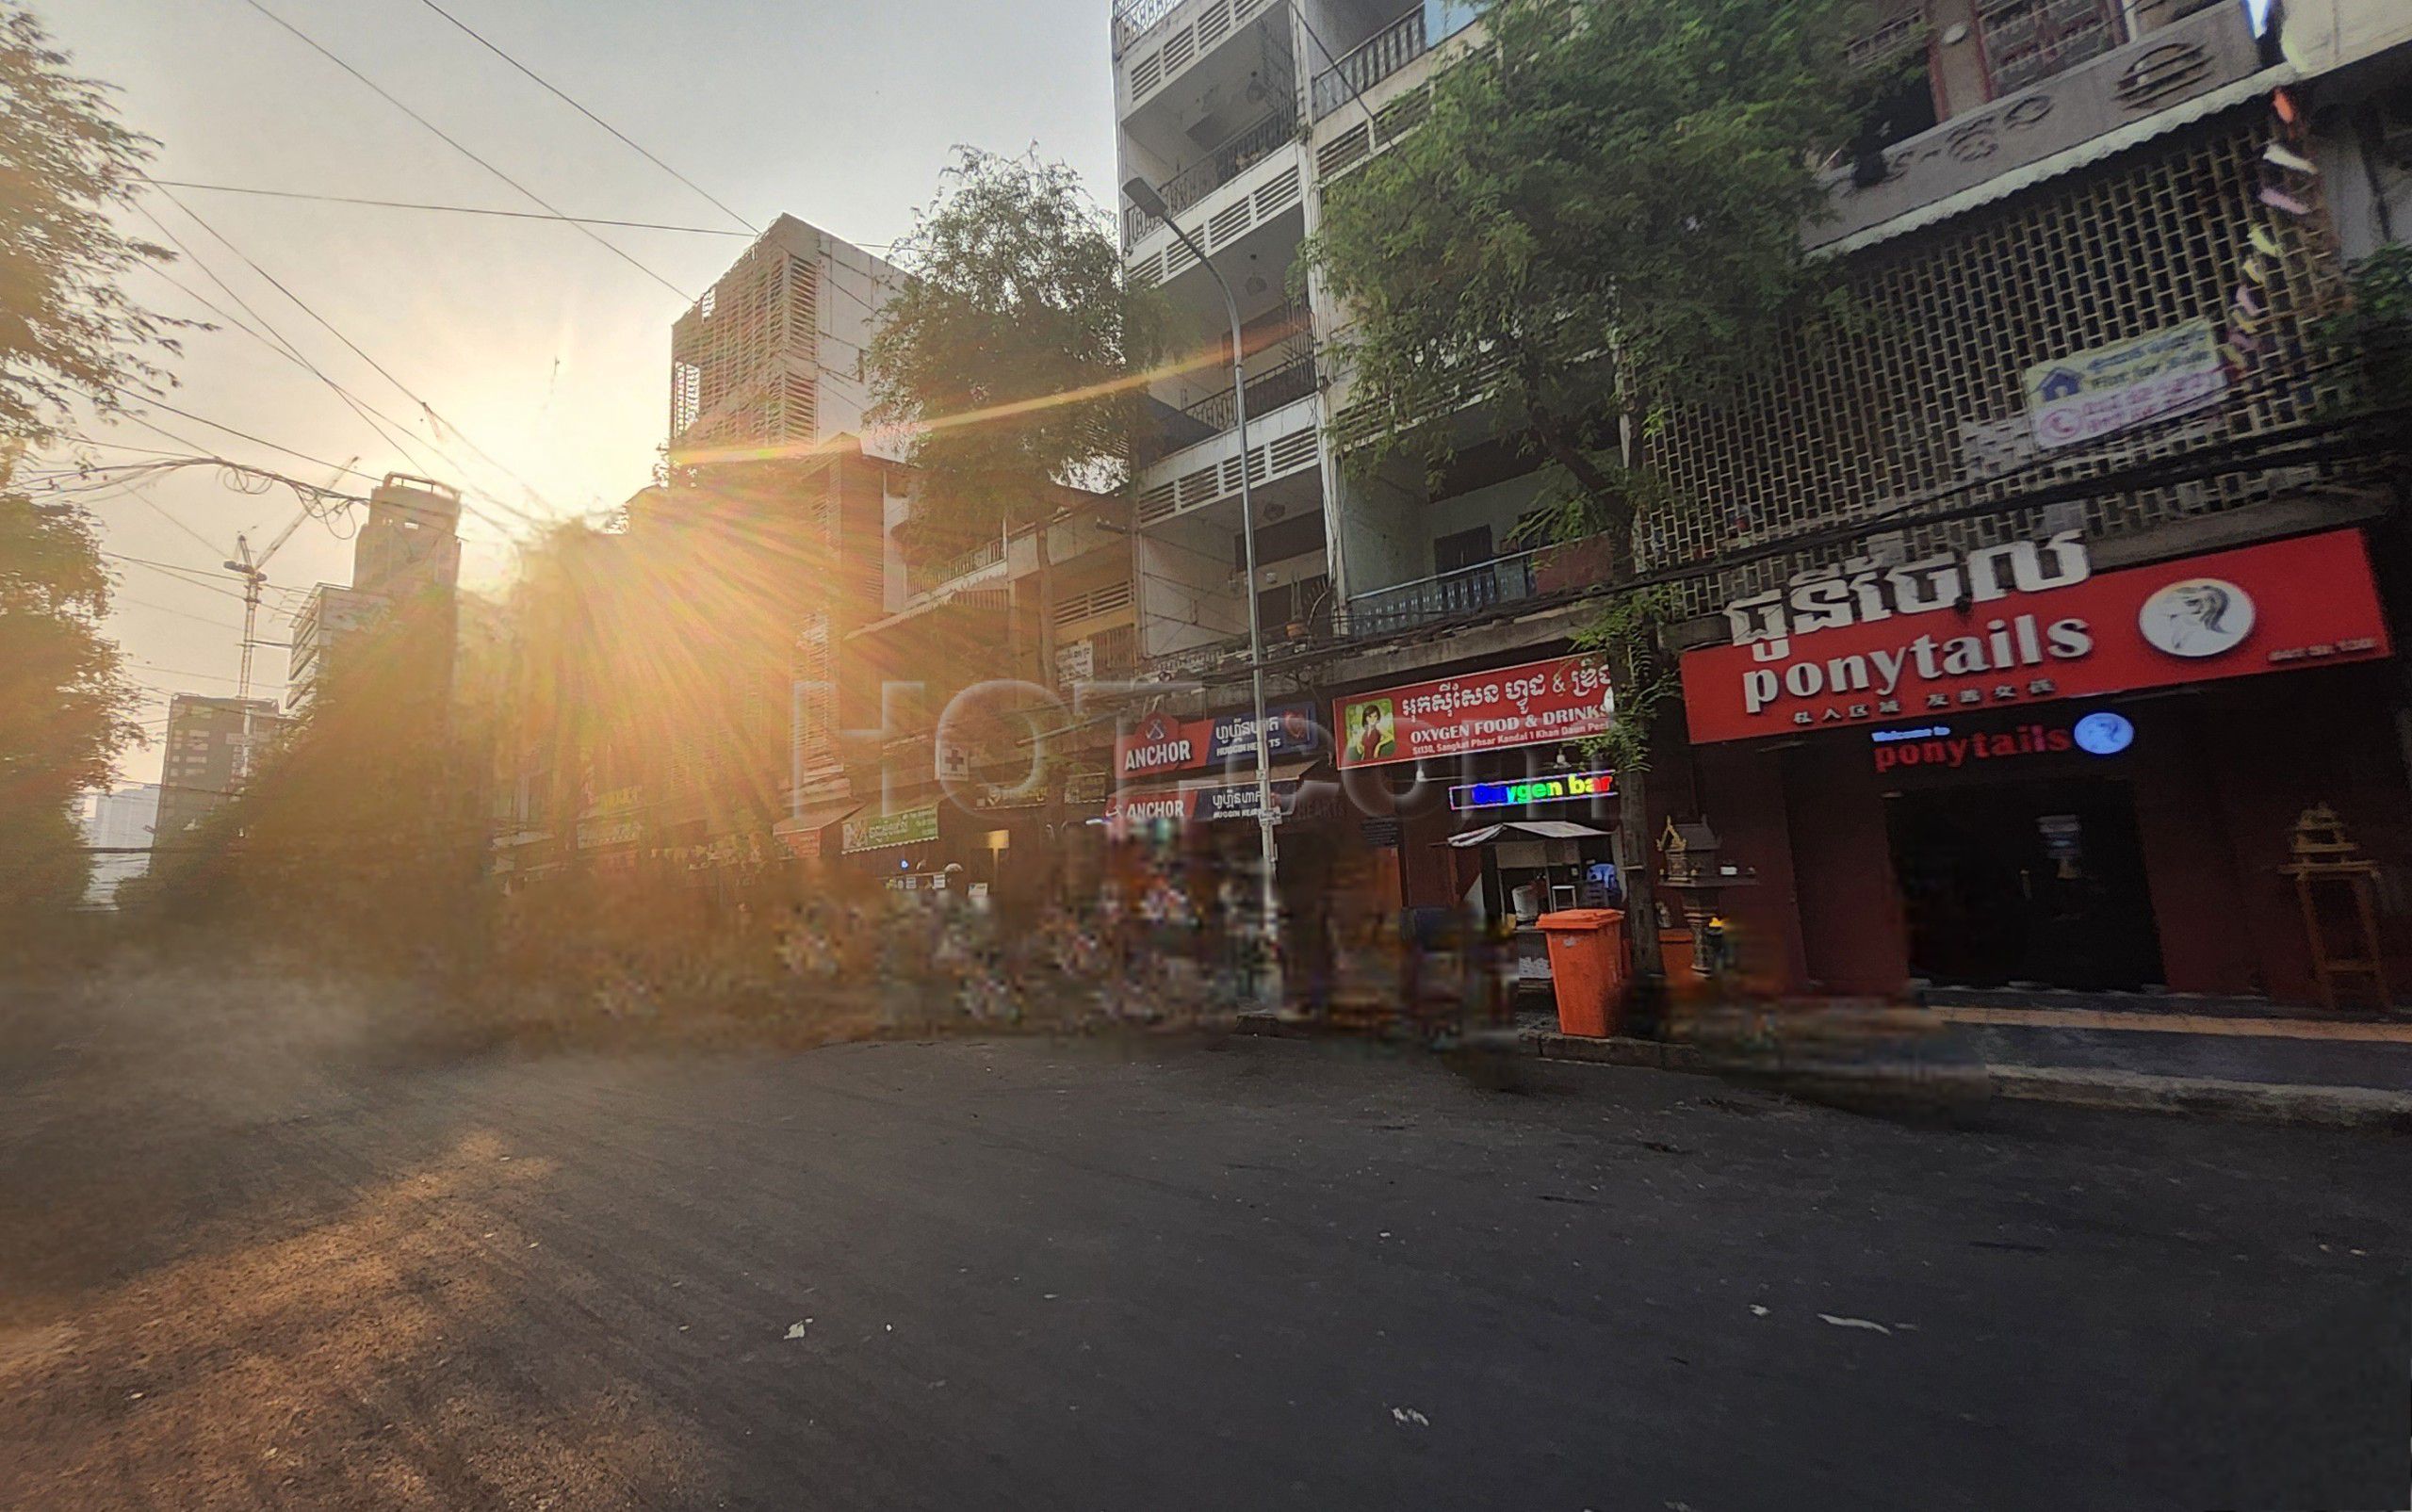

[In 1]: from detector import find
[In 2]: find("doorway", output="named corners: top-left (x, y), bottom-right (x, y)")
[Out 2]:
top-left (1884, 778), bottom-right (2165, 990)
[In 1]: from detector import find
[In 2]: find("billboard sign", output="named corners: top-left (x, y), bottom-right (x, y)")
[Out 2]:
top-left (1334, 654), bottom-right (1616, 769)
top-left (1682, 529), bottom-right (2390, 743)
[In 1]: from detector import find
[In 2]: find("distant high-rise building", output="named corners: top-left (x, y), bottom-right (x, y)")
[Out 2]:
top-left (154, 695), bottom-right (283, 845)
top-left (77, 783), bottom-right (160, 906)
top-left (286, 474), bottom-right (464, 712)
top-left (667, 215), bottom-right (904, 463)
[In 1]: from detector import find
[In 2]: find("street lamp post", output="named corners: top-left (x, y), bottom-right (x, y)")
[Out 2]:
top-left (1122, 175), bottom-right (1282, 1010)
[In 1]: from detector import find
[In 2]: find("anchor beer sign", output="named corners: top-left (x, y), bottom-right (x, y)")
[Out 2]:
top-left (1680, 529), bottom-right (2390, 743)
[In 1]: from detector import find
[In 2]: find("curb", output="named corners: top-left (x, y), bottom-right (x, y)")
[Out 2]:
top-left (1238, 1015), bottom-right (2412, 1129)
top-left (1985, 1065), bottom-right (2412, 1130)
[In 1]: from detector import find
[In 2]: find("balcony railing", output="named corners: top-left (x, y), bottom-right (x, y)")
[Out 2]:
top-left (1311, 5), bottom-right (1426, 121)
top-left (1181, 350), bottom-right (1317, 434)
top-left (1112, 0), bottom-right (1186, 56)
top-left (1123, 106), bottom-right (1300, 244)
top-left (906, 536), bottom-right (1004, 596)
top-left (1345, 547), bottom-right (1545, 635)
top-left (1133, 540), bottom-right (1609, 676)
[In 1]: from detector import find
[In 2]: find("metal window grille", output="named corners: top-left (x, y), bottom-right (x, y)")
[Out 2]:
top-left (1978, 0), bottom-right (2122, 96)
top-left (1643, 111), bottom-right (2351, 620)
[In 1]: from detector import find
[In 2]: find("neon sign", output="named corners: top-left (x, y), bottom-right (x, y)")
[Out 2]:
top-left (1448, 768), bottom-right (1618, 811)
top-left (1868, 713), bottom-right (2134, 773)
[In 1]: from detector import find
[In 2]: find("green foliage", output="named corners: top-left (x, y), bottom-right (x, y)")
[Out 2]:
top-left (1570, 586), bottom-right (1679, 771)
top-left (137, 595), bottom-right (484, 952)
top-left (0, 474), bottom-right (139, 916)
top-left (868, 149), bottom-right (1161, 562)
top-left (2316, 242), bottom-right (2412, 411)
top-left (0, 6), bottom-right (189, 442)
top-left (1304, 0), bottom-right (1872, 573)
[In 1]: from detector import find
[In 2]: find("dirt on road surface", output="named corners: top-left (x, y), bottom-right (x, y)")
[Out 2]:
top-left (4, 960), bottom-right (2406, 1510)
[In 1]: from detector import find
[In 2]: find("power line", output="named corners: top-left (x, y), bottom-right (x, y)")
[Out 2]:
top-left (234, 0), bottom-right (691, 301)
top-left (123, 478), bottom-right (232, 559)
top-left (112, 595), bottom-right (248, 631)
top-left (139, 181), bottom-right (554, 525)
top-left (144, 180), bottom-right (750, 235)
top-left (101, 551), bottom-right (253, 601)
top-left (404, 0), bottom-right (758, 236)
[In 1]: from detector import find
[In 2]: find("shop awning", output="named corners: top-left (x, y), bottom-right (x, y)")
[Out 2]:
top-left (774, 798), bottom-right (861, 836)
top-left (1445, 820), bottom-right (1615, 847)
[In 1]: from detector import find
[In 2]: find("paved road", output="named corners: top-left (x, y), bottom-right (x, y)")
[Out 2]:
top-left (4, 966), bottom-right (2407, 1510)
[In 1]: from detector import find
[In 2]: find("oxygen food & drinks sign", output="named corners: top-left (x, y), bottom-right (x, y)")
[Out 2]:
top-left (1335, 654), bottom-right (1616, 769)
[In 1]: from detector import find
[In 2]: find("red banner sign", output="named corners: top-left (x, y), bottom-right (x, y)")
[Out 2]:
top-left (1334, 654), bottom-right (1616, 769)
top-left (1681, 529), bottom-right (2391, 743)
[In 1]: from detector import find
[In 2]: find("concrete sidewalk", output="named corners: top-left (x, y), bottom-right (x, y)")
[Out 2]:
top-left (1928, 1003), bottom-right (2412, 1095)
top-left (1249, 1000), bottom-right (2412, 1129)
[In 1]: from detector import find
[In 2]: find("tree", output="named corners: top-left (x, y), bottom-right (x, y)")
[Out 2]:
top-left (0, 465), bottom-right (139, 919)
top-left (1303, 0), bottom-right (1874, 1005)
top-left (0, 7), bottom-right (188, 921)
top-left (867, 148), bottom-right (1159, 681)
top-left (0, 6), bottom-right (187, 441)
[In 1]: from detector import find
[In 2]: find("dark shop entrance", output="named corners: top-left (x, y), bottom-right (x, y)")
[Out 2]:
top-left (1883, 777), bottom-right (2165, 991)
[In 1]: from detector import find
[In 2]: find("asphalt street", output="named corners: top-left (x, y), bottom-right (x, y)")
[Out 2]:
top-left (3, 966), bottom-right (2406, 1511)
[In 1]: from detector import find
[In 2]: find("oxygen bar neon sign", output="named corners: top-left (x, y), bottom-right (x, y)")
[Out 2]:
top-left (1448, 768), bottom-right (1618, 811)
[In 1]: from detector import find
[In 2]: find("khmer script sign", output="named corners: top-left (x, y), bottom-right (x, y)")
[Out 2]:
top-left (1682, 529), bottom-right (2390, 742)
top-left (2021, 318), bottom-right (2227, 449)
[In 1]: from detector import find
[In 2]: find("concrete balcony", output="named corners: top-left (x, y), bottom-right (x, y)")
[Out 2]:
top-left (1124, 138), bottom-right (1307, 294)
top-left (1133, 387), bottom-right (1323, 530)
top-left (1810, 0), bottom-right (2273, 254)
top-left (1309, 2), bottom-right (1426, 121)
top-left (1123, 105), bottom-right (1301, 247)
top-left (1116, 0), bottom-right (1286, 122)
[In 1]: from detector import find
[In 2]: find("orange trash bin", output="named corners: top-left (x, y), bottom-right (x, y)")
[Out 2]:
top-left (1537, 909), bottom-right (1628, 1038)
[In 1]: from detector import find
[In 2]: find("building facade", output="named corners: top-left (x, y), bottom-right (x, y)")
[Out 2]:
top-left (821, 477), bottom-right (1138, 906)
top-left (491, 218), bottom-right (913, 894)
top-left (77, 783), bottom-right (160, 907)
top-left (667, 215), bottom-right (904, 465)
top-left (154, 696), bottom-right (284, 848)
top-left (1110, 0), bottom-right (2412, 1006)
top-left (286, 474), bottom-right (464, 713)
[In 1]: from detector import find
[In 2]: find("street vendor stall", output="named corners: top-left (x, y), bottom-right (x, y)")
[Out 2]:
top-left (1443, 818), bottom-right (1620, 986)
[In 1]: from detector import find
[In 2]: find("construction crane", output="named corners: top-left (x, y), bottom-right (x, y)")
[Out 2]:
top-left (220, 457), bottom-right (358, 775)
top-left (221, 456), bottom-right (358, 705)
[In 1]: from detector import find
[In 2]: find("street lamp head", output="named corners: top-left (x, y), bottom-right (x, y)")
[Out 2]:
top-left (1122, 176), bottom-right (1169, 220)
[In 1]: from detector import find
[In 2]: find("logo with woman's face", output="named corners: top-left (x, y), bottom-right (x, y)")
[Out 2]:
top-left (1345, 697), bottom-right (1395, 762)
top-left (2139, 577), bottom-right (2255, 658)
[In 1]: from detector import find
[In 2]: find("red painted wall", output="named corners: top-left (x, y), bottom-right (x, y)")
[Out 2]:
top-left (1686, 663), bottom-right (2410, 1005)
top-left (1782, 738), bottom-right (1915, 994)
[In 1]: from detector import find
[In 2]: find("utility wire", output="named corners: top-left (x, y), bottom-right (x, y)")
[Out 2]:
top-left (113, 595), bottom-right (249, 631)
top-left (101, 552), bottom-right (254, 601)
top-left (144, 180), bottom-right (749, 235)
top-left (405, 0), bottom-right (758, 235)
top-left (141, 180), bottom-right (555, 524)
top-left (233, 0), bottom-right (691, 300)
top-left (131, 246), bottom-right (483, 529)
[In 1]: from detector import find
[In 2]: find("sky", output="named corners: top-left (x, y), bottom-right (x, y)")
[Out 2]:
top-left (39, 0), bottom-right (1119, 786)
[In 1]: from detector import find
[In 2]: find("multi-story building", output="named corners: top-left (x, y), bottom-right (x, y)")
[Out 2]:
top-left (491, 219), bottom-right (910, 893)
top-left (154, 696), bottom-right (284, 846)
top-left (76, 783), bottom-right (160, 907)
top-left (668, 215), bottom-right (905, 465)
top-left (286, 474), bottom-right (464, 713)
top-left (827, 478), bottom-right (1137, 902)
top-left (1112, 0), bottom-right (2412, 1004)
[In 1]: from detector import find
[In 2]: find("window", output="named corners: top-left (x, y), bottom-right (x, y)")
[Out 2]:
top-left (1434, 525), bottom-right (1494, 574)
top-left (1231, 511), bottom-right (1326, 568)
top-left (1976, 0), bottom-right (2121, 96)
